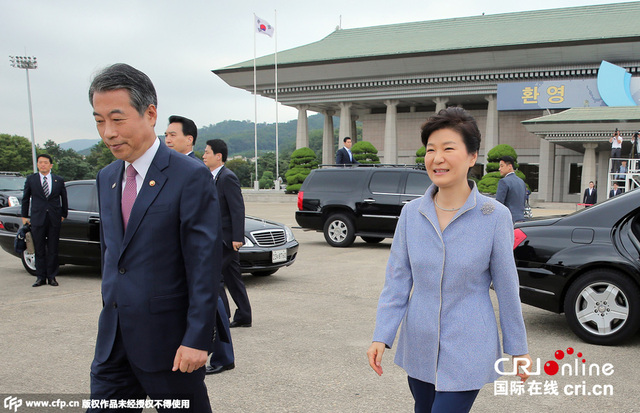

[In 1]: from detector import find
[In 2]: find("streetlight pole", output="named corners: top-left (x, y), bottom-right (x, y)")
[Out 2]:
top-left (9, 55), bottom-right (38, 173)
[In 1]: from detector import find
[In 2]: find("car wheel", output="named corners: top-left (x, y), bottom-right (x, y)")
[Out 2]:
top-left (323, 213), bottom-right (356, 247)
top-left (21, 250), bottom-right (37, 276)
top-left (361, 236), bottom-right (384, 244)
top-left (252, 269), bottom-right (277, 277)
top-left (564, 269), bottom-right (640, 345)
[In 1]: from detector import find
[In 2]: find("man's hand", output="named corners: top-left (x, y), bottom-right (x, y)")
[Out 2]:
top-left (21, 218), bottom-right (29, 225)
top-left (172, 345), bottom-right (208, 373)
top-left (61, 217), bottom-right (65, 222)
top-left (232, 241), bottom-right (243, 251)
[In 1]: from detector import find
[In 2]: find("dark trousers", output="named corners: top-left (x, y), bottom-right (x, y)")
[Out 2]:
top-left (209, 296), bottom-right (234, 367)
top-left (89, 326), bottom-right (211, 413)
top-left (220, 246), bottom-right (251, 323)
top-left (407, 376), bottom-right (479, 413)
top-left (611, 148), bottom-right (622, 173)
top-left (30, 214), bottom-right (61, 281)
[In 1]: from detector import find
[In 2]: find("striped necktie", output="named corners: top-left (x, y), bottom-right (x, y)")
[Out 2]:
top-left (42, 176), bottom-right (50, 197)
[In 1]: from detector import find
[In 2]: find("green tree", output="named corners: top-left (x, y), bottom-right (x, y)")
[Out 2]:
top-left (40, 140), bottom-right (94, 181)
top-left (259, 171), bottom-right (275, 189)
top-left (351, 141), bottom-right (380, 164)
top-left (226, 158), bottom-right (253, 187)
top-left (0, 134), bottom-right (33, 174)
top-left (416, 146), bottom-right (426, 165)
top-left (86, 141), bottom-right (116, 176)
top-left (285, 147), bottom-right (318, 193)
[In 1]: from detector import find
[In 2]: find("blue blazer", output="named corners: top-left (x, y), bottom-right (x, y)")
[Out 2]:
top-left (495, 172), bottom-right (526, 223)
top-left (335, 147), bottom-right (358, 165)
top-left (21, 173), bottom-right (68, 227)
top-left (94, 142), bottom-right (222, 373)
top-left (215, 166), bottom-right (245, 247)
top-left (373, 183), bottom-right (528, 391)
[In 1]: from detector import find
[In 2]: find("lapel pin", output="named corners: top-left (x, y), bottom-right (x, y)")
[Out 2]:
top-left (112, 183), bottom-right (116, 189)
top-left (149, 180), bottom-right (156, 187)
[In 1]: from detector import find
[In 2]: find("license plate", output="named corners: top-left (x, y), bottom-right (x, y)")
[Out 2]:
top-left (272, 249), bottom-right (287, 263)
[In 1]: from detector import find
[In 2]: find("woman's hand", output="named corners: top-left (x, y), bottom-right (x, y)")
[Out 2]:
top-left (367, 342), bottom-right (386, 376)
top-left (513, 353), bottom-right (533, 382)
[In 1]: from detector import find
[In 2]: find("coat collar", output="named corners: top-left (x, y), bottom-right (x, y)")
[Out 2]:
top-left (419, 180), bottom-right (478, 233)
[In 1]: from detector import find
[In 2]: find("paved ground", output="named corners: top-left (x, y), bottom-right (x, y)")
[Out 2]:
top-left (0, 200), bottom-right (638, 412)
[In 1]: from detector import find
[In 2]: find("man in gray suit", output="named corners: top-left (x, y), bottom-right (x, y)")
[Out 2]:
top-left (496, 156), bottom-right (527, 223)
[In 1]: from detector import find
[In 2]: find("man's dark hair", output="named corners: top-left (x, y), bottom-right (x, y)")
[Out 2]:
top-left (420, 107), bottom-right (481, 154)
top-left (206, 139), bottom-right (228, 162)
top-left (500, 156), bottom-right (516, 168)
top-left (89, 63), bottom-right (157, 116)
top-left (168, 115), bottom-right (198, 146)
top-left (37, 154), bottom-right (53, 164)
top-left (343, 137), bottom-right (351, 143)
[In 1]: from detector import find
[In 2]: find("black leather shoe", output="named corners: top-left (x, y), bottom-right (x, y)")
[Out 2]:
top-left (32, 279), bottom-right (46, 287)
top-left (229, 321), bottom-right (251, 328)
top-left (205, 363), bottom-right (235, 375)
top-left (48, 278), bottom-right (59, 286)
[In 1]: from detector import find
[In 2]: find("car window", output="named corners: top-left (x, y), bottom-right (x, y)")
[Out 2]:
top-left (404, 172), bottom-right (432, 196)
top-left (67, 184), bottom-right (97, 212)
top-left (369, 171), bottom-right (402, 194)
top-left (0, 176), bottom-right (26, 190)
top-left (306, 171), bottom-right (360, 192)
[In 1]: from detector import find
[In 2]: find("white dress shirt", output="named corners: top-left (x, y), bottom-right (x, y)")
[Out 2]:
top-left (122, 138), bottom-right (160, 196)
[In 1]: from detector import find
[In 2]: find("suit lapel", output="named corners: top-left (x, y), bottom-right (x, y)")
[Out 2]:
top-left (108, 161), bottom-right (125, 244)
top-left (120, 145), bottom-right (169, 253)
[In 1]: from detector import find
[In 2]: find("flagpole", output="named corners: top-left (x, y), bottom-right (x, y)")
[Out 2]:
top-left (274, 9), bottom-right (279, 187)
top-left (253, 13), bottom-right (259, 190)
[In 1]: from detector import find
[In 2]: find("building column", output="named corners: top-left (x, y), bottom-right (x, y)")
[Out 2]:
top-left (295, 105), bottom-right (309, 149)
top-left (384, 100), bottom-right (399, 164)
top-left (338, 102), bottom-right (352, 142)
top-left (351, 115), bottom-right (359, 143)
top-left (581, 143), bottom-right (598, 196)
top-left (484, 95), bottom-right (499, 173)
top-left (597, 150), bottom-right (609, 197)
top-left (322, 110), bottom-right (335, 165)
top-left (538, 138), bottom-right (556, 202)
top-left (432, 97), bottom-right (448, 112)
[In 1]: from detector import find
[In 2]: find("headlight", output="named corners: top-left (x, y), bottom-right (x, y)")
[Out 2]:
top-left (8, 196), bottom-right (20, 207)
top-left (284, 226), bottom-right (295, 242)
top-left (243, 236), bottom-right (254, 247)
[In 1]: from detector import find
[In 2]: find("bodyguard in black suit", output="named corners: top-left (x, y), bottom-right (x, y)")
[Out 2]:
top-left (203, 140), bottom-right (252, 331)
top-left (165, 117), bottom-right (235, 375)
top-left (583, 181), bottom-right (597, 206)
top-left (609, 183), bottom-right (624, 198)
top-left (336, 137), bottom-right (359, 165)
top-left (21, 154), bottom-right (68, 287)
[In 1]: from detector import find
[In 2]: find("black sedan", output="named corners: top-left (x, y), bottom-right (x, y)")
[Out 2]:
top-left (514, 189), bottom-right (640, 345)
top-left (0, 180), bottom-right (298, 277)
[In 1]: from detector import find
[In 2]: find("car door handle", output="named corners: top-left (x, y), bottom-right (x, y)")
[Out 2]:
top-left (363, 198), bottom-right (376, 203)
top-left (89, 217), bottom-right (101, 224)
top-left (402, 200), bottom-right (411, 204)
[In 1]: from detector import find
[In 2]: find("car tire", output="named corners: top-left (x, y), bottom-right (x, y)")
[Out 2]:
top-left (323, 213), bottom-right (356, 247)
top-left (564, 269), bottom-right (640, 345)
top-left (252, 269), bottom-right (277, 277)
top-left (21, 250), bottom-right (37, 276)
top-left (361, 236), bottom-right (384, 244)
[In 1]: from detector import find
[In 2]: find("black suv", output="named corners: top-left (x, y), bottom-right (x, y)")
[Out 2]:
top-left (0, 172), bottom-right (26, 208)
top-left (295, 166), bottom-right (432, 247)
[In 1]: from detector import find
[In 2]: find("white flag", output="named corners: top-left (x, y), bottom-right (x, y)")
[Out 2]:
top-left (255, 15), bottom-right (274, 37)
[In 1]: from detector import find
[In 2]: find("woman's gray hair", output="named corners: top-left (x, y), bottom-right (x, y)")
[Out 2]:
top-left (89, 63), bottom-right (157, 115)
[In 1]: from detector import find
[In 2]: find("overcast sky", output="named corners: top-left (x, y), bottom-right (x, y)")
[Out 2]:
top-left (1, 0), bottom-right (633, 144)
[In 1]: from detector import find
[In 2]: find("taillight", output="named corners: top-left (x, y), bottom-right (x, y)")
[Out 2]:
top-left (513, 228), bottom-right (527, 249)
top-left (297, 191), bottom-right (304, 210)
top-left (0, 221), bottom-right (4, 230)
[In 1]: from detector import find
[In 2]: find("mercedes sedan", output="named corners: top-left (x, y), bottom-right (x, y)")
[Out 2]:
top-left (0, 180), bottom-right (298, 277)
top-left (514, 189), bottom-right (640, 345)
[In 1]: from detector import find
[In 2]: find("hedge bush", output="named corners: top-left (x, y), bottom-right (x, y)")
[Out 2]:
top-left (351, 141), bottom-right (380, 164)
top-left (285, 147), bottom-right (318, 193)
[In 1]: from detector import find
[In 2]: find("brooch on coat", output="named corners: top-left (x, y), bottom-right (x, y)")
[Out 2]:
top-left (481, 202), bottom-right (495, 215)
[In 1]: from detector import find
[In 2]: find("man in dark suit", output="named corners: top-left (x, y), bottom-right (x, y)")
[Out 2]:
top-left (335, 137), bottom-right (359, 165)
top-left (496, 155), bottom-right (527, 223)
top-left (583, 181), bottom-right (597, 206)
top-left (609, 182), bottom-right (624, 198)
top-left (21, 154), bottom-right (68, 287)
top-left (88, 63), bottom-right (221, 412)
top-left (165, 117), bottom-right (235, 376)
top-left (165, 115), bottom-right (198, 159)
top-left (203, 139), bottom-right (252, 333)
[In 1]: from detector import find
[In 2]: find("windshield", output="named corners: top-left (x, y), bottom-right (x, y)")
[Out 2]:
top-left (0, 176), bottom-right (26, 191)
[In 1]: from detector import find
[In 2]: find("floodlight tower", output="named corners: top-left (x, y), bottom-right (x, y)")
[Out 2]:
top-left (10, 55), bottom-right (38, 173)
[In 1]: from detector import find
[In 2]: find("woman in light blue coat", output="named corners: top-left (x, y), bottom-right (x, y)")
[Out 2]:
top-left (367, 108), bottom-right (532, 412)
